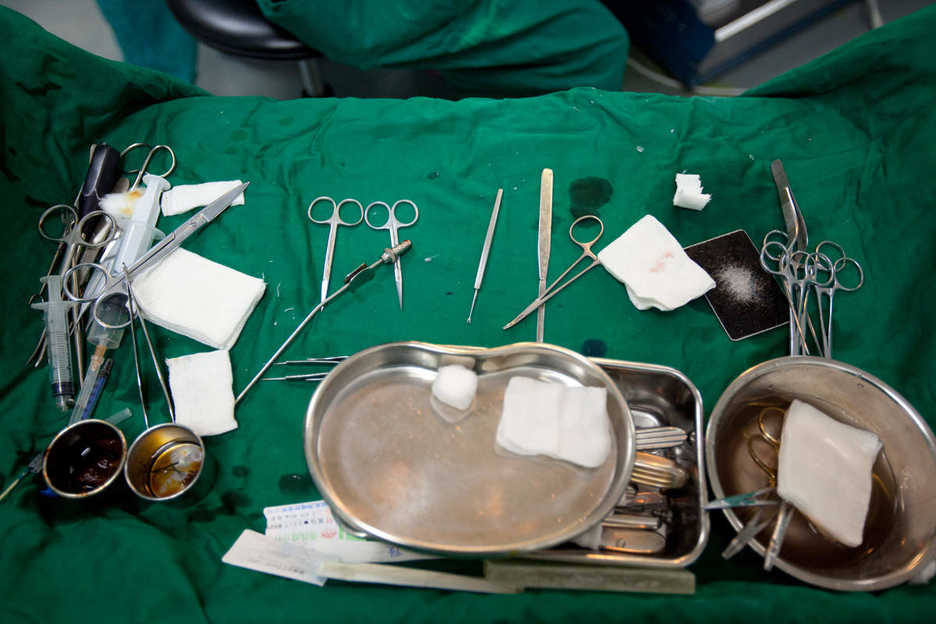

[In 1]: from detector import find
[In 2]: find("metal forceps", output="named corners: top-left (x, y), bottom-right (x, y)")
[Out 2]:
top-left (760, 230), bottom-right (819, 355)
top-left (503, 215), bottom-right (604, 330)
top-left (365, 199), bottom-right (418, 309)
top-left (808, 241), bottom-right (864, 358)
top-left (710, 406), bottom-right (794, 566)
top-left (308, 196), bottom-right (364, 303)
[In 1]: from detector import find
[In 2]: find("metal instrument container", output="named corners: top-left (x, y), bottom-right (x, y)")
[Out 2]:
top-left (43, 419), bottom-right (127, 498)
top-left (706, 356), bottom-right (936, 591)
top-left (124, 423), bottom-right (205, 501)
top-left (527, 358), bottom-right (709, 568)
top-left (304, 342), bottom-right (636, 556)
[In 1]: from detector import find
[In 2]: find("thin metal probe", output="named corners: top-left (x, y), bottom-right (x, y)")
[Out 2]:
top-left (467, 189), bottom-right (503, 324)
top-left (272, 356), bottom-right (348, 366)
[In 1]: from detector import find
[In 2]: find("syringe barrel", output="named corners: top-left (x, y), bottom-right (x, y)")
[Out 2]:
top-left (34, 275), bottom-right (75, 411)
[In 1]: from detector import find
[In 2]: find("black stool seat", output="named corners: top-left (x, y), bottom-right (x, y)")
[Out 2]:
top-left (167, 0), bottom-right (320, 60)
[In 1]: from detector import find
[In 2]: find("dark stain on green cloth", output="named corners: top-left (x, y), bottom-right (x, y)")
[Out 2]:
top-left (581, 338), bottom-right (607, 357)
top-left (569, 177), bottom-right (612, 217)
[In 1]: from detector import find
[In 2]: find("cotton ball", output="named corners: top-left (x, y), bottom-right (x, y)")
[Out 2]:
top-left (431, 365), bottom-right (478, 411)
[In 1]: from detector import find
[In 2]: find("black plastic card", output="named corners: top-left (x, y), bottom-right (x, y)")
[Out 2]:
top-left (684, 230), bottom-right (789, 341)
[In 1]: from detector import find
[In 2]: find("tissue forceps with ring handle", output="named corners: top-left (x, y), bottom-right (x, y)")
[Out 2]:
top-left (503, 214), bottom-right (604, 330)
top-left (365, 199), bottom-right (418, 309)
top-left (308, 196), bottom-right (364, 304)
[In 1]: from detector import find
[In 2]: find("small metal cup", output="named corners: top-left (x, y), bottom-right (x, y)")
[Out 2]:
top-left (124, 423), bottom-right (205, 501)
top-left (43, 419), bottom-right (127, 499)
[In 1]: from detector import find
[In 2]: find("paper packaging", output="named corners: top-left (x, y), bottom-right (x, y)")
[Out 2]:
top-left (161, 180), bottom-right (246, 216)
top-left (132, 247), bottom-right (265, 350)
top-left (263, 500), bottom-right (431, 564)
top-left (597, 214), bottom-right (715, 311)
top-left (166, 350), bottom-right (237, 436)
top-left (223, 530), bottom-right (327, 586)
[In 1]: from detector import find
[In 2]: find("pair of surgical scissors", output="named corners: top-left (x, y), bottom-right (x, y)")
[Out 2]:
top-left (707, 405), bottom-right (791, 565)
top-left (309, 197), bottom-right (419, 308)
top-left (365, 200), bottom-right (418, 309)
top-left (503, 215), bottom-right (604, 330)
top-left (308, 197), bottom-right (364, 304)
top-left (120, 143), bottom-right (176, 192)
top-left (37, 204), bottom-right (119, 277)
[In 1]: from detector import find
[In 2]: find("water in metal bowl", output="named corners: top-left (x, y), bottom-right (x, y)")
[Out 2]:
top-left (706, 356), bottom-right (936, 591)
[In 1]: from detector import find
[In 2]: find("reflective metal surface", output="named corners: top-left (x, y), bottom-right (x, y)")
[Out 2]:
top-left (526, 358), bottom-right (709, 568)
top-left (706, 356), bottom-right (936, 591)
top-left (304, 342), bottom-right (635, 556)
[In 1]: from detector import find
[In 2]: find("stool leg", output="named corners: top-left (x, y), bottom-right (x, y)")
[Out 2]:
top-left (866, 0), bottom-right (883, 29)
top-left (298, 59), bottom-right (324, 97)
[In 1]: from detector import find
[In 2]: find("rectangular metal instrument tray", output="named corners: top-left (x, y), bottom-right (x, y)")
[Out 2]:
top-left (304, 342), bottom-right (637, 557)
top-left (524, 357), bottom-right (709, 568)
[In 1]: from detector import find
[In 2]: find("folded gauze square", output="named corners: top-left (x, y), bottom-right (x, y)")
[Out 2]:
top-left (132, 247), bottom-right (265, 349)
top-left (496, 377), bottom-right (611, 468)
top-left (597, 214), bottom-right (715, 311)
top-left (777, 400), bottom-right (883, 548)
top-left (161, 180), bottom-right (246, 217)
top-left (166, 350), bottom-right (237, 436)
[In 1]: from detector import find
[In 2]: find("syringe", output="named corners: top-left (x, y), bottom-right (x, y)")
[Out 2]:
top-left (68, 343), bottom-right (113, 425)
top-left (31, 274), bottom-right (79, 411)
top-left (80, 173), bottom-right (169, 315)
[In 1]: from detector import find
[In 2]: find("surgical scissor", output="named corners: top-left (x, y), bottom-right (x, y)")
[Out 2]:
top-left (365, 199), bottom-right (418, 309)
top-left (308, 196), bottom-right (364, 303)
top-left (37, 204), bottom-right (119, 277)
top-left (503, 215), bottom-right (604, 330)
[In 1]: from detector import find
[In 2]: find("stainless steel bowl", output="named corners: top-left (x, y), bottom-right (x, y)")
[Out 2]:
top-left (706, 356), bottom-right (936, 591)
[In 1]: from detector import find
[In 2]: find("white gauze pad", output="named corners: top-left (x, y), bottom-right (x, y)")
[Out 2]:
top-left (161, 180), bottom-right (246, 216)
top-left (431, 365), bottom-right (478, 411)
top-left (557, 386), bottom-right (611, 468)
top-left (166, 349), bottom-right (237, 436)
top-left (497, 377), bottom-right (563, 458)
top-left (597, 214), bottom-right (715, 311)
top-left (132, 247), bottom-right (266, 350)
top-left (496, 378), bottom-right (611, 468)
top-left (673, 173), bottom-right (711, 210)
top-left (776, 400), bottom-right (882, 548)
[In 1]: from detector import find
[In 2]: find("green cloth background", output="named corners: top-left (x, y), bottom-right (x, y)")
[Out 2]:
top-left (1, 5), bottom-right (934, 622)
top-left (256, 0), bottom-right (630, 96)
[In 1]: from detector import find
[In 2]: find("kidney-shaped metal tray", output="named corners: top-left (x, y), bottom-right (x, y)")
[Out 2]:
top-left (304, 342), bottom-right (636, 556)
